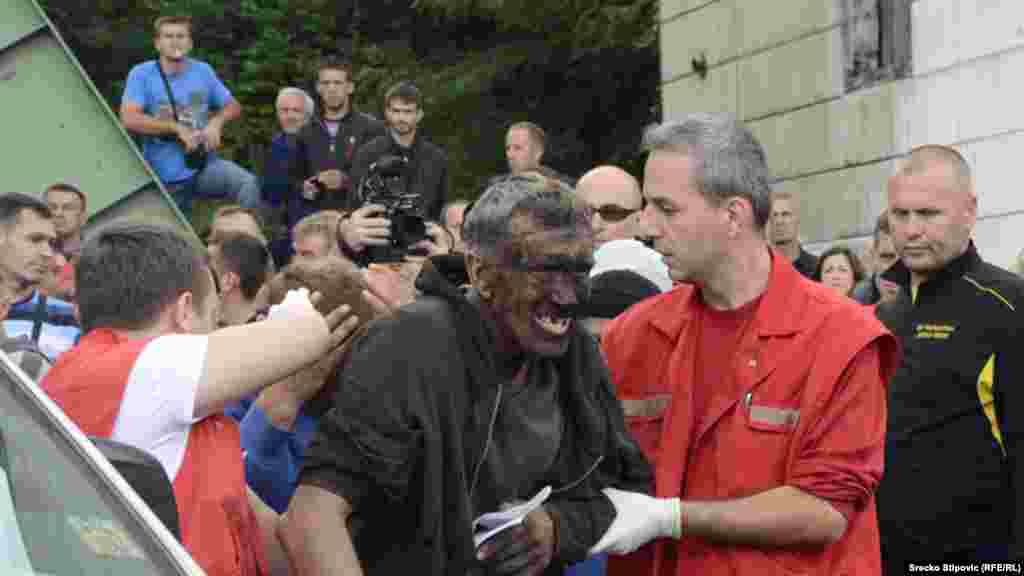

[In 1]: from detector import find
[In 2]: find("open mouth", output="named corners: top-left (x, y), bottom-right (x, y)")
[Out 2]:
top-left (533, 303), bottom-right (574, 337)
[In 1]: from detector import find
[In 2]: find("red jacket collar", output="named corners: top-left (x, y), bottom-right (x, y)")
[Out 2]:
top-left (649, 248), bottom-right (805, 339)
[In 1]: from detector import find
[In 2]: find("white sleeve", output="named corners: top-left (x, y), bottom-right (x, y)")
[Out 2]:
top-left (110, 334), bottom-right (209, 482)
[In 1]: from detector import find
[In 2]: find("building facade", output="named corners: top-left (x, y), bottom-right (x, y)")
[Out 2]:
top-left (660, 0), bottom-right (1024, 269)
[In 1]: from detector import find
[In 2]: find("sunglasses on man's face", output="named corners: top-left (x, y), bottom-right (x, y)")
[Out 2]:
top-left (591, 204), bottom-right (641, 223)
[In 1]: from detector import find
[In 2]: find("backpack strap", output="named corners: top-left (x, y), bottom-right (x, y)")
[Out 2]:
top-left (31, 294), bottom-right (47, 343)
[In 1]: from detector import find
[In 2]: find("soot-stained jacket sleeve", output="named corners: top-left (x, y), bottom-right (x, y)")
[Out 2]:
top-left (298, 312), bottom-right (424, 510)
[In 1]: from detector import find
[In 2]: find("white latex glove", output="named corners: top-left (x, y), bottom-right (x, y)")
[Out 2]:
top-left (266, 287), bottom-right (318, 321)
top-left (590, 488), bottom-right (682, 555)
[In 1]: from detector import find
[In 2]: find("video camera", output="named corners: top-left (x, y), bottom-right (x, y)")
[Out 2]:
top-left (357, 154), bottom-right (428, 263)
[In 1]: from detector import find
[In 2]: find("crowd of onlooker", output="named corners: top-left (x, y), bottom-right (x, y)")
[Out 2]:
top-left (5, 11), bottom-right (1024, 576)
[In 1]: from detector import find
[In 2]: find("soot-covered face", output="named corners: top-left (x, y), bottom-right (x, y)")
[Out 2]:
top-left (476, 222), bottom-right (594, 358)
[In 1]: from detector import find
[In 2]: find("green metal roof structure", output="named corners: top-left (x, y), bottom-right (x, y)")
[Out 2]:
top-left (1, 0), bottom-right (195, 238)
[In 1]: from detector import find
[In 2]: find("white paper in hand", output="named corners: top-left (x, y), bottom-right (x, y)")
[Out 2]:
top-left (472, 485), bottom-right (552, 549)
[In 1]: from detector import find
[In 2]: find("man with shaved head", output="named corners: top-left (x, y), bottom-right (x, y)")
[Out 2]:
top-left (876, 144), bottom-right (1024, 570)
top-left (768, 190), bottom-right (817, 279)
top-left (576, 165), bottom-right (644, 246)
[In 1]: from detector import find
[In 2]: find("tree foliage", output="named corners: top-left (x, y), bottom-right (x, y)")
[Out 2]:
top-left (413, 0), bottom-right (657, 56)
top-left (40, 0), bottom-right (658, 200)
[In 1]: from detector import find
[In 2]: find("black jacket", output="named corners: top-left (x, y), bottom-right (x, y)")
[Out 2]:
top-left (793, 246), bottom-right (818, 280)
top-left (290, 110), bottom-right (386, 212)
top-left (349, 132), bottom-right (448, 221)
top-left (875, 242), bottom-right (1024, 564)
top-left (851, 274), bottom-right (882, 305)
top-left (300, 259), bottom-right (652, 576)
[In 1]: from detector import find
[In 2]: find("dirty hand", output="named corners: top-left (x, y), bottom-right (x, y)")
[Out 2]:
top-left (477, 507), bottom-right (556, 576)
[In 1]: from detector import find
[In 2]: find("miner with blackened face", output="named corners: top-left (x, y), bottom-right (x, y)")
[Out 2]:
top-left (283, 172), bottom-right (651, 576)
top-left (466, 178), bottom-right (595, 359)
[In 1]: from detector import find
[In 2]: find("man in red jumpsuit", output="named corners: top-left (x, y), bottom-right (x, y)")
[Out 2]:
top-left (595, 113), bottom-right (901, 575)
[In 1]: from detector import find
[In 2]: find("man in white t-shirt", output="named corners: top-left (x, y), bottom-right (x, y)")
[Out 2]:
top-left (43, 222), bottom-right (360, 576)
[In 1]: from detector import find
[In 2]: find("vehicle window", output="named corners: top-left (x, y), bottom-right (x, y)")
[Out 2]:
top-left (0, 361), bottom-right (191, 575)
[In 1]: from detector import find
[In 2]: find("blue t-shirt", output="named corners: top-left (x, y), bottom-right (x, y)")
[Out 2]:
top-left (225, 396), bottom-right (318, 513)
top-left (121, 58), bottom-right (233, 184)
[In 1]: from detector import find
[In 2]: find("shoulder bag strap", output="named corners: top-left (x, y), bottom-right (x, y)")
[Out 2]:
top-left (155, 62), bottom-right (181, 123)
top-left (31, 294), bottom-right (47, 343)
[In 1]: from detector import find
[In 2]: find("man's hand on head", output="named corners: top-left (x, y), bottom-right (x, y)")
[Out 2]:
top-left (288, 302), bottom-right (359, 404)
top-left (339, 204), bottom-right (391, 253)
top-left (255, 301), bottom-right (360, 429)
top-left (268, 288), bottom-right (320, 321)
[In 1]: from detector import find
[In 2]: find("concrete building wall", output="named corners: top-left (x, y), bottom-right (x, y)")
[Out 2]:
top-left (660, 0), bottom-right (1024, 270)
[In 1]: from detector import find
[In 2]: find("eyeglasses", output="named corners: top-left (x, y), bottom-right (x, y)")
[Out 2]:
top-left (591, 204), bottom-right (641, 223)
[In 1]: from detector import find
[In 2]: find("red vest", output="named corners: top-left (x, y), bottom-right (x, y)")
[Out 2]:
top-left (604, 253), bottom-right (900, 576)
top-left (42, 329), bottom-right (267, 576)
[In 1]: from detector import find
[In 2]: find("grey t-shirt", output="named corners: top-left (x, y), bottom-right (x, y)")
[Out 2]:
top-left (482, 359), bottom-right (564, 507)
top-left (469, 292), bottom-right (565, 515)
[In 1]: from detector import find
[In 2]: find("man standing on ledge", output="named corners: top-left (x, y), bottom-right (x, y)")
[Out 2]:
top-left (120, 15), bottom-right (261, 216)
top-left (596, 114), bottom-right (900, 575)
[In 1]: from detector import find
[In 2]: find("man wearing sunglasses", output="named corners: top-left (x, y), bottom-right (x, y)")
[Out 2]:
top-left (576, 166), bottom-right (645, 247)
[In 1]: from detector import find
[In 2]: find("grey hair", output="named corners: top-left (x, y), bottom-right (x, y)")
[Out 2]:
top-left (462, 174), bottom-right (590, 261)
top-left (276, 86), bottom-right (316, 122)
top-left (642, 113), bottom-right (773, 229)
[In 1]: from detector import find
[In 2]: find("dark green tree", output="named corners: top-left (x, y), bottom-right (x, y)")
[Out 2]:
top-left (40, 0), bottom-right (659, 201)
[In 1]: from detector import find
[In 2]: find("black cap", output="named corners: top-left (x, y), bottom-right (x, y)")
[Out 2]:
top-left (580, 270), bottom-right (661, 319)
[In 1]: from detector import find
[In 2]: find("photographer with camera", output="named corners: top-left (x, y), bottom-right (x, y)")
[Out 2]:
top-left (337, 155), bottom-right (453, 266)
top-left (120, 15), bottom-right (261, 218)
top-left (289, 57), bottom-right (385, 230)
top-left (342, 82), bottom-right (448, 263)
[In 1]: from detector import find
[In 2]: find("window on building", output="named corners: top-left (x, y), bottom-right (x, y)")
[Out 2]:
top-left (840, 0), bottom-right (912, 91)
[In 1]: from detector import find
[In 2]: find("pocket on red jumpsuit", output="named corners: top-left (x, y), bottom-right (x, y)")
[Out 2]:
top-left (718, 402), bottom-right (799, 496)
top-left (620, 394), bottom-right (670, 463)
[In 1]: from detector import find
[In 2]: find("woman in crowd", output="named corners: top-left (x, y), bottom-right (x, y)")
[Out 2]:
top-left (814, 244), bottom-right (865, 298)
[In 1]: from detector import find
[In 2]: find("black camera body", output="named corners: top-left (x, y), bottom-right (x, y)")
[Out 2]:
top-left (358, 155), bottom-right (427, 263)
top-left (184, 143), bottom-right (209, 172)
